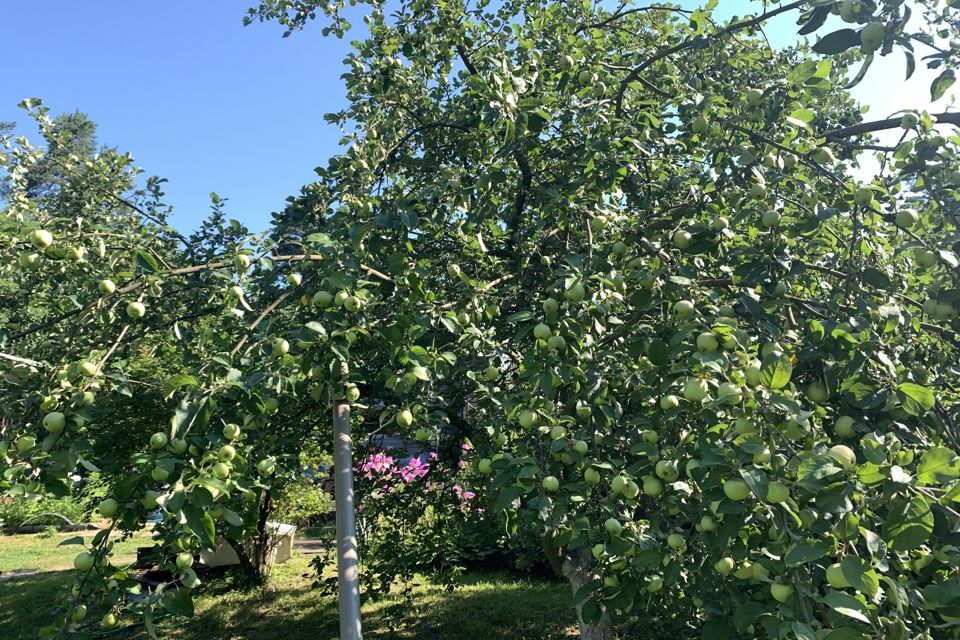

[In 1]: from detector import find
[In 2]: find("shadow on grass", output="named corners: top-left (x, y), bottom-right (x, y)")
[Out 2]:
top-left (0, 571), bottom-right (73, 640)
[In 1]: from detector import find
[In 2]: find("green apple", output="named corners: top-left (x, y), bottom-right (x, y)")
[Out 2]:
top-left (223, 423), bottom-right (241, 439)
top-left (724, 479), bottom-right (750, 501)
top-left (577, 403), bottom-right (592, 418)
top-left (518, 410), bottom-right (538, 428)
top-left (672, 229), bottom-right (692, 248)
top-left (833, 416), bottom-right (856, 438)
top-left (344, 296), bottom-right (362, 312)
top-left (646, 575), bottom-right (663, 592)
top-left (478, 458), bottom-right (493, 474)
top-left (715, 557), bottom-right (735, 575)
top-left (900, 112), bottom-right (919, 129)
top-left (181, 567), bottom-right (201, 589)
top-left (659, 395), bottom-right (679, 410)
top-left (396, 409), bottom-right (414, 427)
top-left (611, 240), bottom-right (629, 256)
top-left (218, 445), bottom-right (236, 461)
top-left (717, 382), bottom-right (742, 405)
top-left (667, 533), bottom-right (685, 549)
top-left (313, 290), bottom-right (333, 307)
top-left (287, 273), bottom-right (303, 287)
top-left (604, 518), bottom-right (622, 535)
top-left (700, 515), bottom-right (718, 532)
top-left (15, 435), bottom-right (36, 452)
top-left (825, 562), bottom-right (850, 588)
top-left (753, 447), bottom-right (772, 465)
top-left (811, 147), bottom-right (835, 164)
top-left (547, 335), bottom-right (566, 350)
top-left (573, 440), bottom-right (588, 454)
top-left (853, 187), bottom-right (874, 207)
top-left (584, 468), bottom-right (601, 484)
top-left (691, 115), bottom-right (708, 134)
top-left (345, 384), bottom-right (361, 402)
top-left (212, 462), bottom-right (231, 478)
top-left (745, 87), bottom-right (763, 106)
top-left (592, 543), bottom-right (605, 560)
top-left (766, 482), bottom-right (789, 504)
top-left (745, 360), bottom-right (762, 386)
top-left (334, 290), bottom-right (350, 307)
top-left (655, 460), bottom-right (679, 482)
top-left (672, 299), bottom-right (696, 320)
top-left (176, 552), bottom-right (194, 570)
top-left (734, 418), bottom-right (756, 435)
top-left (565, 282), bottom-right (586, 302)
top-left (696, 332), bottom-right (719, 353)
top-left (29, 229), bottom-right (53, 249)
top-left (102, 613), bottom-right (118, 628)
top-left (79, 360), bottom-right (98, 377)
top-left (99, 498), bottom-right (119, 518)
top-left (74, 551), bottom-right (95, 572)
top-left (761, 210), bottom-right (781, 228)
top-left (914, 248), bottom-right (938, 268)
top-left (234, 254), bottom-right (251, 271)
top-left (484, 365), bottom-right (499, 381)
top-left (828, 444), bottom-right (857, 470)
top-left (642, 429), bottom-right (659, 444)
top-left (98, 279), bottom-right (116, 295)
top-left (257, 458), bottom-right (276, 475)
top-left (550, 425), bottom-right (566, 440)
top-left (151, 466), bottom-right (170, 482)
top-left (542, 475), bottom-right (560, 492)
top-left (18, 252), bottom-right (41, 269)
top-left (734, 563), bottom-right (754, 580)
top-left (643, 476), bottom-right (663, 497)
top-left (770, 583), bottom-right (793, 602)
top-left (126, 301), bottom-right (146, 319)
top-left (806, 381), bottom-right (829, 403)
top-left (149, 432), bottom-right (168, 449)
top-left (749, 183), bottom-right (768, 200)
top-left (72, 604), bottom-right (88, 622)
top-left (860, 21), bottom-right (884, 51)
top-left (43, 411), bottom-right (66, 433)
top-left (559, 54), bottom-right (575, 71)
top-left (543, 298), bottom-right (559, 313)
top-left (711, 216), bottom-right (729, 231)
top-left (683, 378), bottom-right (709, 402)
top-left (611, 475), bottom-right (628, 494)
top-left (228, 285), bottom-right (244, 299)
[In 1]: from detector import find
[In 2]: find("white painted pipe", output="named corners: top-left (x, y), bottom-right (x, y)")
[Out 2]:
top-left (333, 393), bottom-right (362, 640)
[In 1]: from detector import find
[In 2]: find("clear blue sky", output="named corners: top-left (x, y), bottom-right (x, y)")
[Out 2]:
top-left (2, 2), bottom-right (947, 234)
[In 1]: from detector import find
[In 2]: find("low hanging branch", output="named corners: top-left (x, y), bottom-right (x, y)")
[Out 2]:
top-left (825, 111), bottom-right (960, 139)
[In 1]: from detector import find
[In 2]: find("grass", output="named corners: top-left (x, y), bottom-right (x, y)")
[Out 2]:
top-left (0, 529), bottom-right (153, 573)
top-left (0, 531), bottom-right (695, 640)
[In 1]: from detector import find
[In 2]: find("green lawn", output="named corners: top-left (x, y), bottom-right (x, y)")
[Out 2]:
top-left (0, 531), bottom-right (694, 640)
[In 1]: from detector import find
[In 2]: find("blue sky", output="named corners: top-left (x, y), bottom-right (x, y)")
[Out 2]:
top-left (2, 2), bottom-right (949, 233)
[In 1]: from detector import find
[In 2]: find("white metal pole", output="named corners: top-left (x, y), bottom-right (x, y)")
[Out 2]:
top-left (333, 388), bottom-right (362, 640)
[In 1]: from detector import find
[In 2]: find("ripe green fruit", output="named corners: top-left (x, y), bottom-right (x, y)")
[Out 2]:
top-left (672, 299), bottom-right (695, 320)
top-left (914, 248), bottom-right (938, 268)
top-left (478, 458), bottom-right (493, 474)
top-left (15, 435), bottom-right (36, 452)
top-left (550, 425), bottom-right (566, 440)
top-left (806, 381), bottom-right (829, 403)
top-left (99, 498), bottom-right (119, 517)
top-left (723, 479), bottom-right (750, 501)
top-left (691, 115), bottom-right (708, 134)
top-left (313, 290), bottom-right (333, 307)
top-left (717, 382), bottom-right (742, 405)
top-left (345, 384), bottom-right (361, 402)
top-left (29, 229), bottom-right (53, 249)
top-left (659, 395), bottom-right (679, 410)
top-left (533, 323), bottom-right (551, 341)
top-left (700, 515), bottom-right (718, 532)
top-left (565, 283), bottom-right (586, 302)
top-left (896, 208), bottom-right (919, 227)
top-left (74, 551), bottom-right (95, 572)
top-left (860, 21), bottom-right (885, 51)
top-left (219, 444), bottom-right (237, 461)
top-left (611, 475), bottom-right (628, 494)
top-left (646, 575), bottom-right (663, 592)
top-left (181, 568), bottom-right (201, 589)
top-left (655, 460), bottom-right (679, 482)
top-left (611, 240), bottom-right (628, 256)
top-left (753, 448), bottom-right (772, 465)
top-left (667, 533), bottom-right (685, 549)
top-left (396, 409), bottom-right (414, 427)
top-left (518, 410), bottom-right (538, 428)
top-left (643, 476), bottom-right (663, 497)
top-left (151, 466), bottom-right (170, 482)
top-left (811, 147), bottom-right (835, 164)
top-left (270, 338), bottom-right (290, 358)
top-left (715, 557), bottom-right (736, 575)
top-left (484, 365), bottom-right (499, 381)
top-left (141, 490), bottom-right (160, 509)
top-left (683, 378), bottom-right (709, 402)
top-left (43, 411), bottom-right (66, 433)
top-left (176, 552), bottom-right (194, 570)
top-left (749, 183), bottom-right (767, 200)
top-left (212, 462), bottom-right (231, 478)
top-left (344, 295), bottom-right (362, 312)
top-left (853, 187), bottom-right (874, 206)
top-left (745, 88), bottom-right (763, 106)
top-left (257, 457), bottom-right (276, 475)
top-left (149, 432), bottom-right (168, 449)
top-left (828, 431), bottom-right (856, 461)
top-left (672, 229), bottom-right (692, 248)
top-left (745, 360), bottom-right (762, 386)
top-left (642, 429), bottom-right (659, 444)
top-left (72, 604), bottom-right (88, 622)
top-left (766, 482), bottom-right (789, 504)
top-left (547, 335), bottom-right (566, 350)
top-left (234, 254), bottom-right (251, 271)
top-left (98, 279), bottom-right (116, 295)
top-left (126, 301), bottom-right (146, 319)
top-left (828, 444), bottom-right (857, 470)
top-left (573, 440), bottom-right (588, 454)
top-left (543, 298), bottom-right (559, 313)
top-left (734, 418), bottom-right (756, 435)
top-left (770, 583), bottom-right (793, 603)
top-left (559, 54), bottom-right (575, 71)
top-left (900, 112), bottom-right (919, 129)
top-left (761, 210), bottom-right (781, 228)
top-left (102, 613), bottom-right (118, 628)
top-left (604, 518), bottom-right (622, 535)
top-left (696, 332), bottom-right (719, 353)
top-left (584, 468), bottom-right (601, 484)
top-left (826, 562), bottom-right (850, 588)
top-left (542, 475), bottom-right (560, 492)
top-left (223, 423), bottom-right (241, 440)
top-left (576, 403), bottom-right (592, 418)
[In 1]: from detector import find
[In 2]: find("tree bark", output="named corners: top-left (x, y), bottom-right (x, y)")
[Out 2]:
top-left (543, 531), bottom-right (616, 640)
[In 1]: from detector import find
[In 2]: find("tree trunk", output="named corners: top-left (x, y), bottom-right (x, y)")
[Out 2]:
top-left (543, 531), bottom-right (616, 640)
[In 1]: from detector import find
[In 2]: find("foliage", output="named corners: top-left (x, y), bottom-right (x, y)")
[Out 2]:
top-left (0, 495), bottom-right (90, 528)
top-left (272, 478), bottom-right (332, 528)
top-left (3, 1), bottom-right (960, 639)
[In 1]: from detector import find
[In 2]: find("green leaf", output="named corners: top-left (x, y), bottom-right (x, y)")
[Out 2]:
top-left (812, 29), bottom-right (860, 55)
top-left (884, 496), bottom-right (933, 550)
top-left (163, 374), bottom-right (198, 399)
top-left (821, 590), bottom-right (871, 624)
top-left (917, 446), bottom-right (960, 485)
top-left (732, 601), bottom-right (767, 632)
top-left (785, 540), bottom-right (830, 566)
top-left (57, 536), bottom-right (84, 546)
top-left (136, 250), bottom-right (160, 273)
top-left (760, 353), bottom-right (793, 389)
top-left (932, 69), bottom-right (956, 101)
top-left (182, 502), bottom-right (216, 549)
top-left (160, 589), bottom-right (195, 617)
top-left (897, 382), bottom-right (935, 416)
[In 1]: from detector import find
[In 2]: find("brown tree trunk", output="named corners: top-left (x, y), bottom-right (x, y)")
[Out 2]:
top-left (543, 531), bottom-right (616, 640)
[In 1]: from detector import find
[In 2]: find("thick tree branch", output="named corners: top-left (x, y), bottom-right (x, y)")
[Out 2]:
top-left (825, 111), bottom-right (960, 139)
